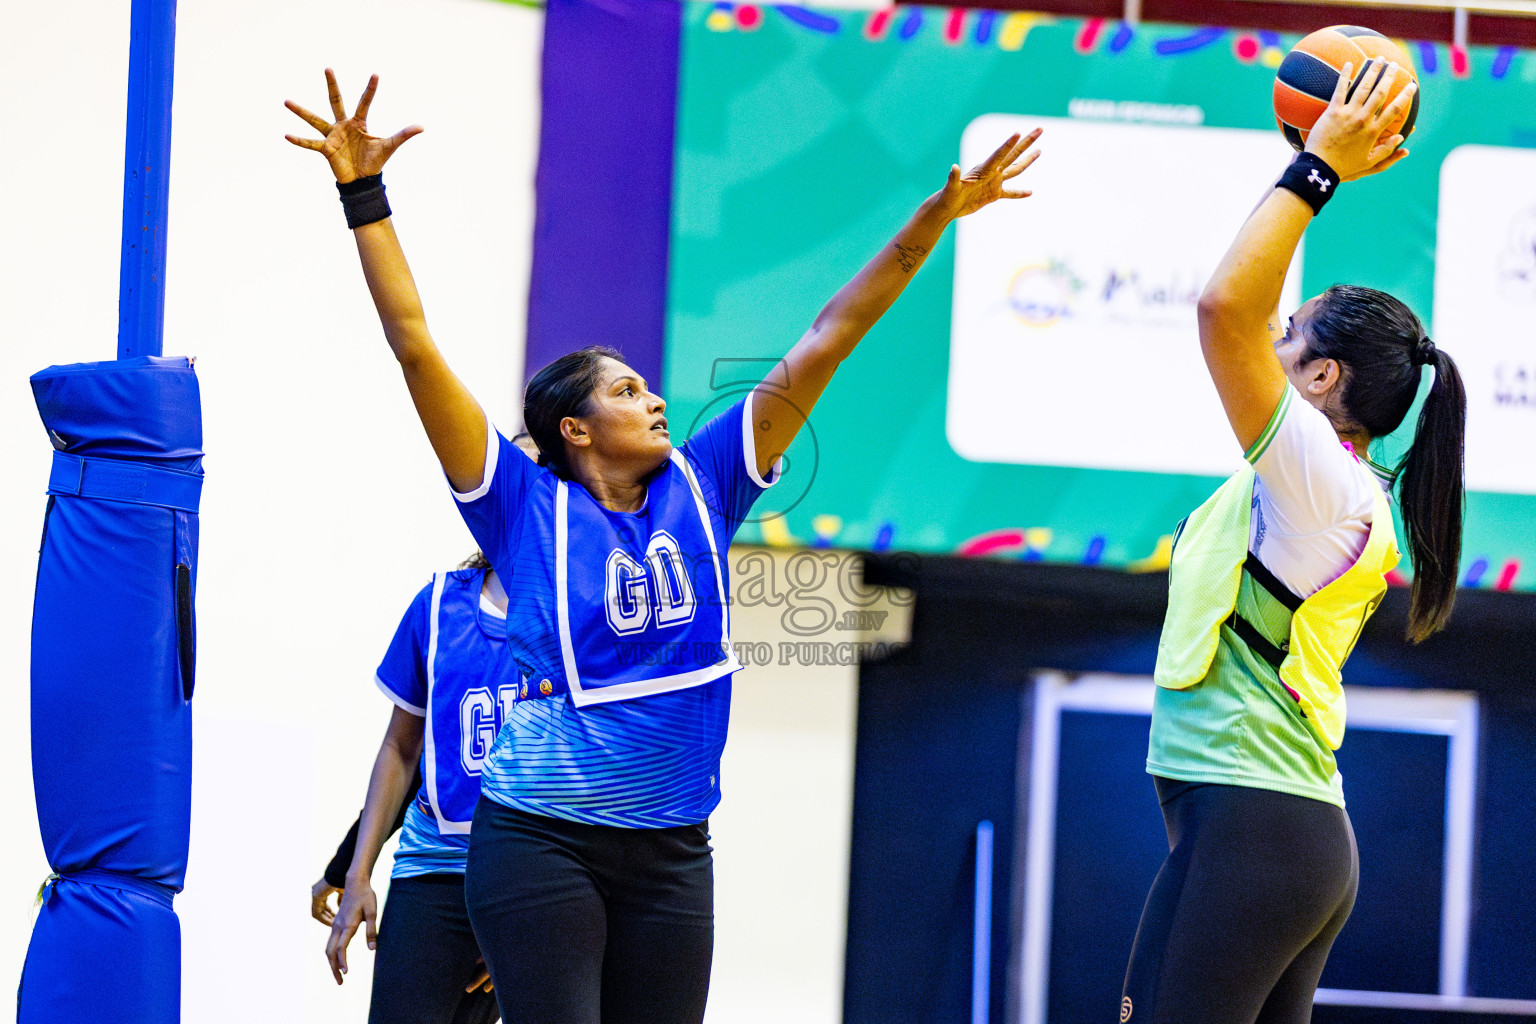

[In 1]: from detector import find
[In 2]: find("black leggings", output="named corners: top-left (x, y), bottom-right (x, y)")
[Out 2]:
top-left (369, 873), bottom-right (499, 1024)
top-left (1121, 778), bottom-right (1359, 1024)
top-left (463, 798), bottom-right (715, 1024)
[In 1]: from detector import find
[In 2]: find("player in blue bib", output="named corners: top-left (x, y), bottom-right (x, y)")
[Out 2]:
top-left (287, 68), bottom-right (1041, 1024)
top-left (323, 547), bottom-right (529, 1024)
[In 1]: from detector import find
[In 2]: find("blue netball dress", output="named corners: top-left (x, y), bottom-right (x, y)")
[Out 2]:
top-left (374, 568), bottom-right (522, 877)
top-left (453, 397), bottom-right (778, 828)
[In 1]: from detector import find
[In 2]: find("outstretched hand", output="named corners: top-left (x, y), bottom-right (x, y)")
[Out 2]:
top-left (935, 129), bottom-right (1042, 221)
top-left (285, 69), bottom-right (422, 184)
top-left (1306, 58), bottom-right (1416, 182)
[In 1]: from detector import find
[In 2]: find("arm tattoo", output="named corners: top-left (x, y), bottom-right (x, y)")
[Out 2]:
top-left (895, 242), bottom-right (929, 273)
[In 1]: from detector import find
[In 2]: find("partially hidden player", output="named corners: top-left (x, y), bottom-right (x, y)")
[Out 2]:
top-left (309, 767), bottom-right (417, 929)
top-left (1120, 61), bottom-right (1465, 1023)
top-left (285, 68), bottom-right (1041, 1024)
top-left (321, 533), bottom-right (533, 1024)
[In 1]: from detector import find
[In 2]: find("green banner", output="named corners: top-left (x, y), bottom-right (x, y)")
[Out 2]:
top-left (667, 4), bottom-right (1536, 592)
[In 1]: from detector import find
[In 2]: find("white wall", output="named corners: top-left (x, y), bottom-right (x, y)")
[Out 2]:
top-left (0, 3), bottom-right (883, 1022)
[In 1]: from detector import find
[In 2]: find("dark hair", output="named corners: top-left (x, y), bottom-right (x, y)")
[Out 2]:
top-left (1302, 285), bottom-right (1467, 642)
top-left (522, 346), bottom-right (626, 477)
top-left (458, 550), bottom-right (492, 571)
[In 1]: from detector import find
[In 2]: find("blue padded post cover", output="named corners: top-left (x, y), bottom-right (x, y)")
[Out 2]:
top-left (19, 356), bottom-right (201, 1024)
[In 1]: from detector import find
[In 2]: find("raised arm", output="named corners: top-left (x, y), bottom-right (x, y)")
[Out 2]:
top-left (286, 70), bottom-right (489, 493)
top-left (1196, 59), bottom-right (1416, 449)
top-left (324, 705), bottom-right (424, 985)
top-left (751, 131), bottom-right (1042, 477)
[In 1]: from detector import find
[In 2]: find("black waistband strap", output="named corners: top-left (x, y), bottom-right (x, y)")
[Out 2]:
top-left (1242, 552), bottom-right (1304, 612)
top-left (1224, 610), bottom-right (1288, 670)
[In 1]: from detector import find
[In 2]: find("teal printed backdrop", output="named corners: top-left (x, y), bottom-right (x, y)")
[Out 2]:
top-left (665, 4), bottom-right (1536, 591)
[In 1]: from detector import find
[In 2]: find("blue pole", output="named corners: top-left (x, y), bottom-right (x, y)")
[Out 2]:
top-left (118, 0), bottom-right (177, 360)
top-left (973, 819), bottom-right (995, 1024)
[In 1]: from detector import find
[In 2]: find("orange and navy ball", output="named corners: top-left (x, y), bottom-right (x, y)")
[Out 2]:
top-left (1273, 26), bottom-right (1419, 152)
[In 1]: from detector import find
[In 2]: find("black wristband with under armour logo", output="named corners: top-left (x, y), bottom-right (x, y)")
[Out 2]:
top-left (1276, 152), bottom-right (1340, 216)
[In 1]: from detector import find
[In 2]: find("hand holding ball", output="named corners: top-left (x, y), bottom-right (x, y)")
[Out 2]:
top-left (1274, 26), bottom-right (1419, 151)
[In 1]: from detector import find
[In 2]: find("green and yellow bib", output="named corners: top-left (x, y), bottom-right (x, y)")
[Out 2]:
top-left (1147, 451), bottom-right (1399, 807)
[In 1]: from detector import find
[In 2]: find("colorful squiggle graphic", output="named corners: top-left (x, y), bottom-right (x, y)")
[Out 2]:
top-left (1463, 557), bottom-right (1491, 587)
top-left (701, 5), bottom-right (1526, 82)
top-left (776, 4), bottom-right (839, 34)
top-left (1492, 45), bottom-right (1517, 79)
top-left (1154, 27), bottom-right (1226, 56)
top-left (1075, 18), bottom-right (1105, 55)
top-left (1451, 43), bottom-right (1471, 78)
top-left (1417, 41), bottom-right (1439, 74)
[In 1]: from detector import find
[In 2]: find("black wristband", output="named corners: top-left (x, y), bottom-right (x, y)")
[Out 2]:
top-left (336, 173), bottom-right (391, 229)
top-left (1276, 153), bottom-right (1340, 216)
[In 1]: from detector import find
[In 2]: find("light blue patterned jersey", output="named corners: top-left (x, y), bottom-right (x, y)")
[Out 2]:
top-left (391, 801), bottom-right (471, 879)
top-left (453, 397), bottom-right (777, 827)
top-left (374, 568), bottom-right (520, 877)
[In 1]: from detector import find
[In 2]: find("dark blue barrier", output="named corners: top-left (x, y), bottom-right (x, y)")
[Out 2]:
top-left (18, 356), bottom-right (201, 1024)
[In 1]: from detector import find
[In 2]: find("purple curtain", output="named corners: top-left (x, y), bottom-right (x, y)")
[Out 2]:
top-left (528, 0), bottom-right (681, 396)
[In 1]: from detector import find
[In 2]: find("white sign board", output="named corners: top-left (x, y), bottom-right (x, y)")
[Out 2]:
top-left (948, 113), bottom-right (1303, 476)
top-left (1434, 144), bottom-right (1536, 495)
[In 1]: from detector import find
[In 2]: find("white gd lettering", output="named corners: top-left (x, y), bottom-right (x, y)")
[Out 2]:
top-left (606, 549), bottom-right (651, 635)
top-left (458, 683), bottom-right (520, 775)
top-left (604, 531), bottom-right (698, 635)
top-left (647, 531), bottom-right (697, 627)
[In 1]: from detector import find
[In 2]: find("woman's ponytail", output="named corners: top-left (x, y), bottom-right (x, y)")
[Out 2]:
top-left (1395, 346), bottom-right (1467, 643)
top-left (1304, 288), bottom-right (1469, 642)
